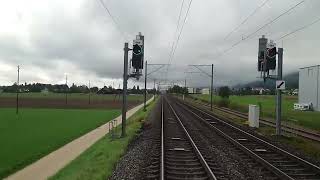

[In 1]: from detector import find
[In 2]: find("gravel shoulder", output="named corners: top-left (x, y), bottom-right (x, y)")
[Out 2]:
top-left (110, 100), bottom-right (161, 180)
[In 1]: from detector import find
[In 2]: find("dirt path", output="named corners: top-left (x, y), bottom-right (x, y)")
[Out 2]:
top-left (5, 98), bottom-right (154, 180)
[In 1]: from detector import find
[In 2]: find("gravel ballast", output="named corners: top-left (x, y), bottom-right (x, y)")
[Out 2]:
top-left (110, 100), bottom-right (161, 180)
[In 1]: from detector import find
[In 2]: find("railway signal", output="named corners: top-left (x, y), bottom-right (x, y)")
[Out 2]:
top-left (132, 44), bottom-right (142, 55)
top-left (257, 35), bottom-right (284, 136)
top-left (131, 33), bottom-right (144, 77)
top-left (122, 32), bottom-right (145, 137)
top-left (266, 42), bottom-right (277, 71)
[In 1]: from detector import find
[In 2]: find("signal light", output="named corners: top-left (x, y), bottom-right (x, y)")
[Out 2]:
top-left (132, 44), bottom-right (142, 55)
top-left (132, 43), bottom-right (143, 70)
top-left (266, 47), bottom-right (276, 70)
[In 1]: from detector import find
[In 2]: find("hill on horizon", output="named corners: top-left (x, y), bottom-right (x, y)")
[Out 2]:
top-left (233, 71), bottom-right (298, 90)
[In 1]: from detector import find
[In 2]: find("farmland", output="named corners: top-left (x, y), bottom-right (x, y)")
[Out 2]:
top-left (191, 94), bottom-right (320, 131)
top-left (0, 93), bottom-right (148, 109)
top-left (0, 93), bottom-right (150, 178)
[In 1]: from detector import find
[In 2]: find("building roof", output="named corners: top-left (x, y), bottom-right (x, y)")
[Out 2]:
top-left (300, 65), bottom-right (320, 69)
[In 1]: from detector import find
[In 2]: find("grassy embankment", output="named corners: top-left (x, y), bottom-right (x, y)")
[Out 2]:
top-left (0, 108), bottom-right (120, 179)
top-left (50, 99), bottom-right (157, 180)
top-left (191, 94), bottom-right (320, 131)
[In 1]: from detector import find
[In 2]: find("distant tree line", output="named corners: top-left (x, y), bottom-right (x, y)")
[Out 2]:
top-left (0, 83), bottom-right (156, 94)
top-left (166, 85), bottom-right (275, 96)
top-left (167, 85), bottom-right (188, 94)
top-left (1, 83), bottom-right (71, 93)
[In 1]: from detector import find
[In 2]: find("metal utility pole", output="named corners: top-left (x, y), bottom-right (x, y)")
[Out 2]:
top-left (65, 74), bottom-right (68, 105)
top-left (276, 48), bottom-right (283, 135)
top-left (16, 65), bottom-right (20, 115)
top-left (144, 61), bottom-right (147, 111)
top-left (88, 80), bottom-right (91, 105)
top-left (121, 42), bottom-right (129, 137)
top-left (153, 79), bottom-right (156, 101)
top-left (211, 64), bottom-right (214, 111)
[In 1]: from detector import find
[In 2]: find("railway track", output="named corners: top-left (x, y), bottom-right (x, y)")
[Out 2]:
top-left (187, 97), bottom-right (320, 142)
top-left (162, 97), bottom-right (217, 179)
top-left (174, 97), bottom-right (320, 180)
top-left (145, 97), bottom-right (222, 179)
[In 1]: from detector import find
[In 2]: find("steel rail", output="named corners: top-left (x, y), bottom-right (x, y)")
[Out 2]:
top-left (217, 106), bottom-right (320, 141)
top-left (178, 99), bottom-right (320, 175)
top-left (160, 97), bottom-right (164, 180)
top-left (189, 98), bottom-right (320, 142)
top-left (176, 100), bottom-right (293, 180)
top-left (165, 97), bottom-right (217, 180)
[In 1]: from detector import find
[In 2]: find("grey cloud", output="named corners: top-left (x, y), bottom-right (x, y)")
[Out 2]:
top-left (0, 0), bottom-right (319, 88)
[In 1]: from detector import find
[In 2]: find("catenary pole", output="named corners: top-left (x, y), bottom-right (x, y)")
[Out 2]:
top-left (211, 64), bottom-right (213, 111)
top-left (144, 61), bottom-right (147, 111)
top-left (65, 74), bottom-right (68, 105)
top-left (121, 42), bottom-right (129, 137)
top-left (276, 48), bottom-right (283, 135)
top-left (153, 79), bottom-right (156, 101)
top-left (89, 80), bottom-right (91, 104)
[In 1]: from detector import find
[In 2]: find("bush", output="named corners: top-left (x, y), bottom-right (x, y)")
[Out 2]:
top-left (218, 86), bottom-right (230, 98)
top-left (217, 98), bottom-right (230, 107)
top-left (229, 102), bottom-right (247, 113)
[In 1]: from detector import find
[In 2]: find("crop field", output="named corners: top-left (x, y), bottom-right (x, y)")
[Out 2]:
top-left (0, 93), bottom-right (151, 178)
top-left (191, 94), bottom-right (320, 131)
top-left (0, 108), bottom-right (121, 178)
top-left (0, 93), bottom-right (149, 109)
top-left (0, 92), bottom-right (148, 101)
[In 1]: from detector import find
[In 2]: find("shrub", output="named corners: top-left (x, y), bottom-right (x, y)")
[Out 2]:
top-left (217, 98), bottom-right (230, 107)
top-left (218, 86), bottom-right (230, 98)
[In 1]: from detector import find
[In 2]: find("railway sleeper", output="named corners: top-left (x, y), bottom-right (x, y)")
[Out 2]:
top-left (166, 175), bottom-right (209, 180)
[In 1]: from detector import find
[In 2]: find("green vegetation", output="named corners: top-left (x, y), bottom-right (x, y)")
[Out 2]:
top-left (191, 94), bottom-right (320, 131)
top-left (0, 92), bottom-right (148, 101)
top-left (0, 108), bottom-right (120, 179)
top-left (167, 85), bottom-right (188, 94)
top-left (50, 100), bottom-right (157, 180)
top-left (187, 98), bottom-right (320, 162)
top-left (256, 125), bottom-right (320, 161)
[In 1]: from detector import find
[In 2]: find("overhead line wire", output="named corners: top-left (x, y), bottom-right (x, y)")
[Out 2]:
top-left (166, 0), bottom-right (193, 78)
top-left (98, 0), bottom-right (128, 41)
top-left (215, 0), bottom-right (305, 58)
top-left (224, 0), bottom-right (271, 40)
top-left (170, 0), bottom-right (193, 62)
top-left (276, 15), bottom-right (320, 40)
top-left (169, 0), bottom-right (185, 61)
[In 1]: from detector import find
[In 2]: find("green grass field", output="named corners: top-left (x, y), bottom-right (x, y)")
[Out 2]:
top-left (0, 108), bottom-right (120, 179)
top-left (191, 94), bottom-right (320, 131)
top-left (50, 99), bottom-right (157, 180)
top-left (0, 92), bottom-right (149, 101)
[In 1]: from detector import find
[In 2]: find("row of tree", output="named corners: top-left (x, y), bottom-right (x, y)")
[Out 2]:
top-left (167, 85), bottom-right (188, 94)
top-left (0, 83), bottom-right (155, 94)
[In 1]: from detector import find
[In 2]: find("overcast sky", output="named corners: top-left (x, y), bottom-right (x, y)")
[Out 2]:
top-left (0, 0), bottom-right (319, 88)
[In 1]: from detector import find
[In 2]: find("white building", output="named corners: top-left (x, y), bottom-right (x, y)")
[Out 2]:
top-left (201, 88), bottom-right (210, 95)
top-left (188, 87), bottom-right (195, 94)
top-left (299, 65), bottom-right (320, 111)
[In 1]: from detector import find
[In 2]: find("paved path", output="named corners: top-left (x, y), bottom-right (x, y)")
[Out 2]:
top-left (6, 98), bottom-right (154, 180)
